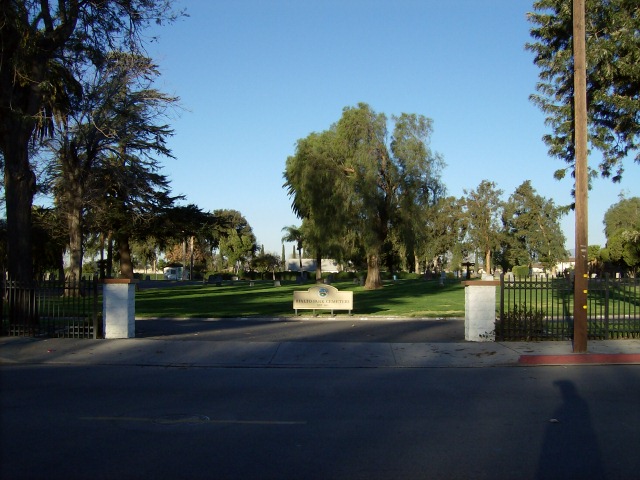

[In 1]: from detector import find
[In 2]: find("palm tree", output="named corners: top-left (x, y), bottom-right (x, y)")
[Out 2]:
top-left (281, 225), bottom-right (304, 271)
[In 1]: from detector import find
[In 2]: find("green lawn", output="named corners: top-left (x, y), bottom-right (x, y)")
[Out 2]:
top-left (134, 278), bottom-right (466, 318)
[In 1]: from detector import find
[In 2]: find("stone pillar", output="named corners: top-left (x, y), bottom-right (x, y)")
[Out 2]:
top-left (102, 279), bottom-right (137, 339)
top-left (463, 280), bottom-right (499, 342)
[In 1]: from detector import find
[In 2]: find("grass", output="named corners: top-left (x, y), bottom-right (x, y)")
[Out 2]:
top-left (134, 278), bottom-right (466, 319)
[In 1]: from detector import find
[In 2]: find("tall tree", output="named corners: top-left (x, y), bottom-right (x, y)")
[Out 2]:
top-left (463, 180), bottom-right (504, 274)
top-left (527, 0), bottom-right (640, 184)
top-left (391, 113), bottom-right (447, 273)
top-left (603, 196), bottom-right (640, 239)
top-left (49, 52), bottom-right (178, 281)
top-left (0, 0), bottom-right (179, 281)
top-left (419, 196), bottom-right (467, 273)
top-left (501, 181), bottom-right (567, 272)
top-left (285, 103), bottom-right (445, 289)
top-left (214, 209), bottom-right (256, 275)
top-left (601, 196), bottom-right (640, 274)
top-left (284, 129), bottom-right (351, 282)
top-left (82, 53), bottom-right (179, 279)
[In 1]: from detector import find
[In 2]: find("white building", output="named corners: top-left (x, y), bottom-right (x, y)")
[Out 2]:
top-left (285, 258), bottom-right (341, 273)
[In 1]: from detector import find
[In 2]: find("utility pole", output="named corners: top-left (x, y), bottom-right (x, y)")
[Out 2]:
top-left (573, 0), bottom-right (589, 352)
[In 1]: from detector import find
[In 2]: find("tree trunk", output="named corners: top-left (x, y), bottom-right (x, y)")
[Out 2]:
top-left (365, 253), bottom-right (383, 290)
top-left (315, 250), bottom-right (323, 283)
top-left (57, 250), bottom-right (66, 281)
top-left (485, 249), bottom-right (492, 275)
top-left (298, 246), bottom-right (303, 271)
top-left (1, 128), bottom-right (37, 324)
top-left (66, 195), bottom-right (84, 282)
top-left (118, 234), bottom-right (134, 279)
top-left (2, 130), bottom-right (36, 282)
top-left (63, 196), bottom-right (84, 297)
top-left (107, 233), bottom-right (114, 278)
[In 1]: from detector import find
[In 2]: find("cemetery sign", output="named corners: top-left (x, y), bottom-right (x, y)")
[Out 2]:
top-left (293, 285), bottom-right (353, 315)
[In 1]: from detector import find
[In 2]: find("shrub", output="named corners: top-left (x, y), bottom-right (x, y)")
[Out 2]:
top-left (496, 305), bottom-right (545, 341)
top-left (512, 265), bottom-right (530, 278)
top-left (332, 271), bottom-right (357, 281)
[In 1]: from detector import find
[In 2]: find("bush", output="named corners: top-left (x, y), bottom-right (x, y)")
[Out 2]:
top-left (512, 265), bottom-right (530, 278)
top-left (496, 305), bottom-right (545, 341)
top-left (332, 271), bottom-right (357, 281)
top-left (393, 271), bottom-right (422, 280)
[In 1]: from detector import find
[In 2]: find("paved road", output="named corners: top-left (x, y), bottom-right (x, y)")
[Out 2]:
top-left (2, 362), bottom-right (639, 480)
top-left (2, 318), bottom-right (639, 479)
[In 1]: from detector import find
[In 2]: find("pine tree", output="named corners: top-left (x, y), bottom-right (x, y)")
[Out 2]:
top-left (527, 0), bottom-right (640, 183)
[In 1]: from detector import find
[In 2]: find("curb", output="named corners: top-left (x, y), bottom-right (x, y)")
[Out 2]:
top-left (519, 353), bottom-right (640, 365)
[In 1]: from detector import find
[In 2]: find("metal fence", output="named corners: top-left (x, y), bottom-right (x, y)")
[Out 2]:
top-left (1, 278), bottom-right (101, 339)
top-left (497, 274), bottom-right (640, 341)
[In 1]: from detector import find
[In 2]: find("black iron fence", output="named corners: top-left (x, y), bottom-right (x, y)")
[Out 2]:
top-left (1, 278), bottom-right (101, 339)
top-left (497, 274), bottom-right (640, 341)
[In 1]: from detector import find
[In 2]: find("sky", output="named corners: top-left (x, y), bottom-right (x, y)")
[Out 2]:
top-left (144, 0), bottom-right (639, 256)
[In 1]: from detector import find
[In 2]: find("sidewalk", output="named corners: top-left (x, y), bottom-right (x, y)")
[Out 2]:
top-left (2, 335), bottom-right (639, 368)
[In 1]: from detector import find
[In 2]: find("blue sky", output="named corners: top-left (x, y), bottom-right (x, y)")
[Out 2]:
top-left (146, 0), bottom-right (639, 256)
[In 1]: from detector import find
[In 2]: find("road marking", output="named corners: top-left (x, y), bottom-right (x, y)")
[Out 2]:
top-left (80, 415), bottom-right (307, 426)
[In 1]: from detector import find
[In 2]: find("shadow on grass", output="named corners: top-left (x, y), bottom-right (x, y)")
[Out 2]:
top-left (134, 279), bottom-right (465, 319)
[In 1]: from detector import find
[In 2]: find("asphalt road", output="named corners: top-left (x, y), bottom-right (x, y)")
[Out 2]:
top-left (134, 318), bottom-right (466, 343)
top-left (2, 362), bottom-right (639, 480)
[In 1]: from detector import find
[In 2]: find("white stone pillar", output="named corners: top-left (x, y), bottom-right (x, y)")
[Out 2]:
top-left (102, 279), bottom-right (137, 339)
top-left (463, 280), bottom-right (499, 342)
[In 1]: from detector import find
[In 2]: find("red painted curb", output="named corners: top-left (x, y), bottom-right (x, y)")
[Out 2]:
top-left (519, 353), bottom-right (640, 365)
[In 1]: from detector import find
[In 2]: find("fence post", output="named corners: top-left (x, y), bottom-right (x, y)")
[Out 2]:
top-left (462, 279), bottom-right (500, 342)
top-left (92, 278), bottom-right (99, 339)
top-left (102, 279), bottom-right (137, 339)
top-left (604, 273), bottom-right (610, 340)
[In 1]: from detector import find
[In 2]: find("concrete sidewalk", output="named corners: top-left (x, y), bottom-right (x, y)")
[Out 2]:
top-left (2, 335), bottom-right (640, 368)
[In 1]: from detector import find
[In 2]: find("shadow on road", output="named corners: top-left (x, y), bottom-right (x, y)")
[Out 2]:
top-left (536, 380), bottom-right (605, 479)
top-left (134, 318), bottom-right (466, 343)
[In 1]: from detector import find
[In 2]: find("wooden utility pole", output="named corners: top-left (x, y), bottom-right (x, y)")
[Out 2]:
top-left (573, 0), bottom-right (589, 352)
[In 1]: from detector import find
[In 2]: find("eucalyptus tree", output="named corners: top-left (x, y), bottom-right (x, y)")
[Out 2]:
top-left (284, 129), bottom-right (350, 281)
top-left (0, 0), bottom-right (180, 282)
top-left (341, 105), bottom-right (446, 287)
top-left (501, 181), bottom-right (567, 272)
top-left (463, 180), bottom-right (504, 274)
top-left (527, 0), bottom-right (640, 184)
top-left (285, 103), bottom-right (445, 289)
top-left (419, 196), bottom-right (467, 273)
